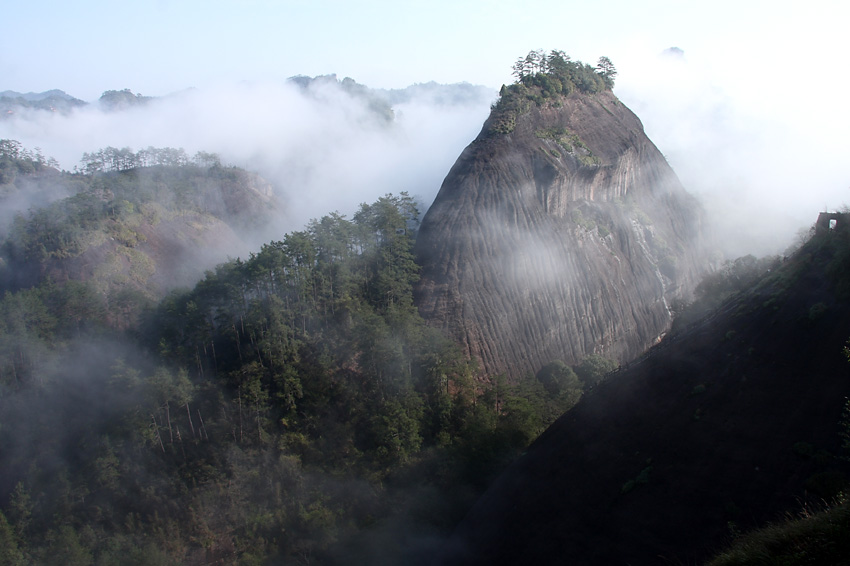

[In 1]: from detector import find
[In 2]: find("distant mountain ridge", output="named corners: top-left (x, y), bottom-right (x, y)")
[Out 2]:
top-left (0, 89), bottom-right (87, 115)
top-left (0, 89), bottom-right (81, 102)
top-left (1, 78), bottom-right (494, 119)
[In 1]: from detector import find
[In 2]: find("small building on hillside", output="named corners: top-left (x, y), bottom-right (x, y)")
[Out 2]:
top-left (815, 212), bottom-right (850, 235)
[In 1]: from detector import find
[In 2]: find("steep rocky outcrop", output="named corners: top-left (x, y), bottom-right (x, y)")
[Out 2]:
top-left (415, 89), bottom-right (705, 379)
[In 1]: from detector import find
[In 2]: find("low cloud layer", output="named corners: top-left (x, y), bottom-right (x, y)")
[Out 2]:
top-left (2, 79), bottom-right (495, 251)
top-left (616, 48), bottom-right (850, 257)
top-left (5, 54), bottom-right (847, 263)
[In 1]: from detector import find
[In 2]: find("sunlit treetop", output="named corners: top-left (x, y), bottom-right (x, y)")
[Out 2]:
top-left (487, 51), bottom-right (617, 135)
top-left (509, 50), bottom-right (616, 94)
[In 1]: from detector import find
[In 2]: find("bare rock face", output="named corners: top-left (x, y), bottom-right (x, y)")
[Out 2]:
top-left (415, 90), bottom-right (705, 379)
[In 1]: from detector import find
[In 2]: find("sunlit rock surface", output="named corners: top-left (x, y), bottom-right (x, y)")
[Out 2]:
top-left (415, 90), bottom-right (705, 379)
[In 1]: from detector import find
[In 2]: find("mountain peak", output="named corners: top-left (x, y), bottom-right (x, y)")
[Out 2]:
top-left (415, 77), bottom-right (706, 380)
top-left (0, 89), bottom-right (87, 115)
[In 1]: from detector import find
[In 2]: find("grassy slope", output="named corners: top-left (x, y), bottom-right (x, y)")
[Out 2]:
top-left (707, 496), bottom-right (850, 565)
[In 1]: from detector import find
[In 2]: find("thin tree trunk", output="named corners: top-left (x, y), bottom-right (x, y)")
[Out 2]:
top-left (196, 347), bottom-right (203, 379)
top-left (151, 415), bottom-right (165, 452)
top-left (197, 409), bottom-right (209, 440)
top-left (165, 402), bottom-right (173, 443)
top-left (233, 325), bottom-right (243, 363)
top-left (186, 402), bottom-right (196, 438)
top-left (238, 387), bottom-right (243, 443)
top-left (257, 400), bottom-right (262, 443)
top-left (175, 425), bottom-right (186, 460)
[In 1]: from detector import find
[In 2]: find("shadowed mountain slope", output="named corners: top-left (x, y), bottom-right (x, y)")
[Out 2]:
top-left (436, 229), bottom-right (850, 565)
top-left (415, 88), bottom-right (705, 380)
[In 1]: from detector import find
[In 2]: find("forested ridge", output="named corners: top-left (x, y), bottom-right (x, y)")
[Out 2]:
top-left (0, 141), bottom-right (599, 565)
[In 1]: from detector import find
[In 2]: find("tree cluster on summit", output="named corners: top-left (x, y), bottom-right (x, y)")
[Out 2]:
top-left (488, 52), bottom-right (618, 135)
top-left (509, 50), bottom-right (616, 94)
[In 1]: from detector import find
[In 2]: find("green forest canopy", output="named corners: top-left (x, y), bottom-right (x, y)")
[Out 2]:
top-left (0, 142), bottom-right (608, 564)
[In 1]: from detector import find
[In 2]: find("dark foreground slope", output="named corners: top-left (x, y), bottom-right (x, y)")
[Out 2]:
top-left (415, 88), bottom-right (704, 380)
top-left (437, 229), bottom-right (850, 565)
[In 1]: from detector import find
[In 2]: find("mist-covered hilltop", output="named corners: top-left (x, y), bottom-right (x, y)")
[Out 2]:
top-left (0, 141), bottom-right (279, 329)
top-left (415, 51), bottom-right (705, 380)
top-left (0, 89), bottom-right (87, 116)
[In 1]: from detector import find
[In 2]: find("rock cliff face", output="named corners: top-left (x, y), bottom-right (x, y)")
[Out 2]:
top-left (415, 90), bottom-right (704, 379)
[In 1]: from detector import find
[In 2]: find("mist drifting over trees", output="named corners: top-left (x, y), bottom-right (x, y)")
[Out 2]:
top-left (1, 31), bottom-right (849, 563)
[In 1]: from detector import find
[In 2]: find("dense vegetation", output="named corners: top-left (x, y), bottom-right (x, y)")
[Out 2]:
top-left (0, 139), bottom-right (60, 182)
top-left (0, 146), bottom-right (274, 344)
top-left (488, 51), bottom-right (617, 135)
top-left (0, 142), bottom-right (603, 565)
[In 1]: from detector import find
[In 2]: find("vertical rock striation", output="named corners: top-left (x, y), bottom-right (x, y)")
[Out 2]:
top-left (415, 90), bottom-right (705, 379)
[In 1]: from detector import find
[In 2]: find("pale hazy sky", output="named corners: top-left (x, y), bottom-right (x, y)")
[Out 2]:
top-left (3, 0), bottom-right (845, 99)
top-left (2, 0), bottom-right (850, 256)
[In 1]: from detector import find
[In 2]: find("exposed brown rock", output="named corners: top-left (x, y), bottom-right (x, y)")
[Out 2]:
top-left (415, 90), bottom-right (705, 379)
